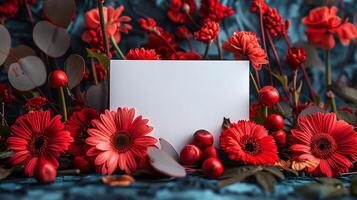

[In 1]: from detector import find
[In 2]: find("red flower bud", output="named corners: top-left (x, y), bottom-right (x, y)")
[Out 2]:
top-left (258, 86), bottom-right (280, 106)
top-left (271, 130), bottom-right (287, 147)
top-left (35, 161), bottom-right (57, 184)
top-left (285, 47), bottom-right (306, 70)
top-left (180, 144), bottom-right (202, 166)
top-left (193, 130), bottom-right (214, 149)
top-left (49, 70), bottom-right (68, 88)
top-left (202, 146), bottom-right (219, 161)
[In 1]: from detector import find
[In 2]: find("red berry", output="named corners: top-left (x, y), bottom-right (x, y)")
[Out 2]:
top-left (35, 161), bottom-right (57, 184)
top-left (193, 130), bottom-right (214, 149)
top-left (48, 70), bottom-right (68, 88)
top-left (271, 130), bottom-right (287, 146)
top-left (265, 114), bottom-right (284, 131)
top-left (73, 156), bottom-right (94, 174)
top-left (202, 158), bottom-right (224, 178)
top-left (180, 144), bottom-right (202, 165)
top-left (202, 146), bottom-right (219, 161)
top-left (258, 86), bottom-right (280, 106)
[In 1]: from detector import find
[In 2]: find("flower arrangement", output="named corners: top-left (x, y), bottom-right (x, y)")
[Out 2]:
top-left (0, 0), bottom-right (357, 198)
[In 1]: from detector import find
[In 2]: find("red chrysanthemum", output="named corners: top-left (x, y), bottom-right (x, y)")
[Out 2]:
top-left (290, 112), bottom-right (357, 177)
top-left (86, 108), bottom-right (158, 174)
top-left (167, 0), bottom-right (196, 23)
top-left (200, 0), bottom-right (234, 23)
top-left (285, 47), bottom-right (306, 70)
top-left (194, 19), bottom-right (220, 43)
top-left (169, 51), bottom-right (202, 60)
top-left (250, 0), bottom-right (269, 15)
top-left (175, 26), bottom-right (192, 40)
top-left (223, 31), bottom-right (269, 70)
top-left (220, 120), bottom-right (278, 165)
top-left (126, 48), bottom-right (161, 60)
top-left (302, 6), bottom-right (357, 49)
top-left (7, 111), bottom-right (73, 177)
top-left (23, 96), bottom-right (47, 112)
top-left (264, 8), bottom-right (289, 37)
top-left (66, 107), bottom-right (100, 157)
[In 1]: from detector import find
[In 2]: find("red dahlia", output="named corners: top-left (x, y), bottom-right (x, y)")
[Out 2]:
top-left (285, 47), bottom-right (306, 70)
top-left (220, 120), bottom-right (278, 165)
top-left (66, 107), bottom-right (100, 157)
top-left (223, 31), bottom-right (268, 70)
top-left (126, 48), bottom-right (161, 60)
top-left (7, 111), bottom-right (73, 177)
top-left (200, 0), bottom-right (234, 22)
top-left (290, 112), bottom-right (357, 177)
top-left (194, 20), bottom-right (220, 43)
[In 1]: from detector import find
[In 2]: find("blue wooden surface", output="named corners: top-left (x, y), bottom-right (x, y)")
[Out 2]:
top-left (0, 175), bottom-right (354, 200)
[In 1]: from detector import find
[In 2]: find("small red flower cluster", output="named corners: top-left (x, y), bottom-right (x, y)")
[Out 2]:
top-left (126, 48), bottom-right (161, 60)
top-left (200, 0), bottom-right (234, 22)
top-left (23, 96), bottom-right (47, 112)
top-left (285, 47), bottom-right (306, 70)
top-left (0, 83), bottom-right (15, 103)
top-left (167, 0), bottom-right (197, 23)
top-left (194, 20), bottom-right (220, 43)
top-left (0, 0), bottom-right (36, 19)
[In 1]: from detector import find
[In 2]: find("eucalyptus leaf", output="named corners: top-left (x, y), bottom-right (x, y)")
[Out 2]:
top-left (65, 54), bottom-right (85, 89)
top-left (0, 167), bottom-right (12, 181)
top-left (218, 166), bottom-right (263, 187)
top-left (262, 166), bottom-right (285, 181)
top-left (43, 0), bottom-right (76, 28)
top-left (299, 106), bottom-right (327, 118)
top-left (336, 111), bottom-right (357, 126)
top-left (255, 171), bottom-right (276, 193)
top-left (0, 151), bottom-right (13, 159)
top-left (295, 183), bottom-right (347, 199)
top-left (330, 85), bottom-right (357, 105)
top-left (86, 48), bottom-right (109, 72)
top-left (0, 25), bottom-right (11, 66)
top-left (159, 138), bottom-right (179, 162)
top-left (4, 45), bottom-right (36, 71)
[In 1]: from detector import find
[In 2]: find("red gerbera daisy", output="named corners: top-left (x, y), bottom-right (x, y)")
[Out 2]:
top-left (290, 112), bottom-right (357, 177)
top-left (7, 111), bottom-right (73, 177)
top-left (66, 107), bottom-right (100, 157)
top-left (220, 120), bottom-right (278, 165)
top-left (86, 107), bottom-right (158, 174)
top-left (223, 31), bottom-right (269, 70)
top-left (126, 48), bottom-right (161, 60)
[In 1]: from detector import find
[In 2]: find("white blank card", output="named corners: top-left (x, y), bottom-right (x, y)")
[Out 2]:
top-left (110, 60), bottom-right (249, 151)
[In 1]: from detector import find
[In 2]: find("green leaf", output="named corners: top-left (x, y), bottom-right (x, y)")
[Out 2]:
top-left (336, 110), bottom-right (357, 126)
top-left (86, 48), bottom-right (109, 72)
top-left (218, 166), bottom-right (263, 187)
top-left (0, 151), bottom-right (13, 159)
top-left (262, 166), bottom-right (285, 181)
top-left (330, 85), bottom-right (357, 105)
top-left (272, 71), bottom-right (288, 87)
top-left (255, 171), bottom-right (276, 193)
top-left (295, 183), bottom-right (347, 199)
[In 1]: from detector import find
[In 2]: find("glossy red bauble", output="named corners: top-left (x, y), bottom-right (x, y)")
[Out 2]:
top-left (73, 156), bottom-right (94, 174)
top-left (271, 130), bottom-right (287, 147)
top-left (202, 158), bottom-right (224, 179)
top-left (202, 146), bottom-right (219, 161)
top-left (258, 86), bottom-right (280, 106)
top-left (49, 70), bottom-right (68, 88)
top-left (34, 161), bottom-right (57, 184)
top-left (193, 130), bottom-right (214, 149)
top-left (265, 114), bottom-right (285, 131)
top-left (180, 144), bottom-right (202, 165)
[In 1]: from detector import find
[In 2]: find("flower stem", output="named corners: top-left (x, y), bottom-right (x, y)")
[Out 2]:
top-left (267, 32), bottom-right (283, 75)
top-left (91, 58), bottom-right (98, 85)
top-left (97, 0), bottom-right (110, 57)
top-left (110, 36), bottom-right (126, 60)
top-left (153, 32), bottom-right (178, 57)
top-left (24, 0), bottom-right (35, 26)
top-left (264, 106), bottom-right (268, 118)
top-left (250, 72), bottom-right (260, 94)
top-left (203, 41), bottom-right (212, 59)
top-left (59, 87), bottom-right (67, 121)
top-left (292, 70), bottom-right (299, 117)
top-left (216, 35), bottom-right (223, 60)
top-left (325, 49), bottom-right (337, 113)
